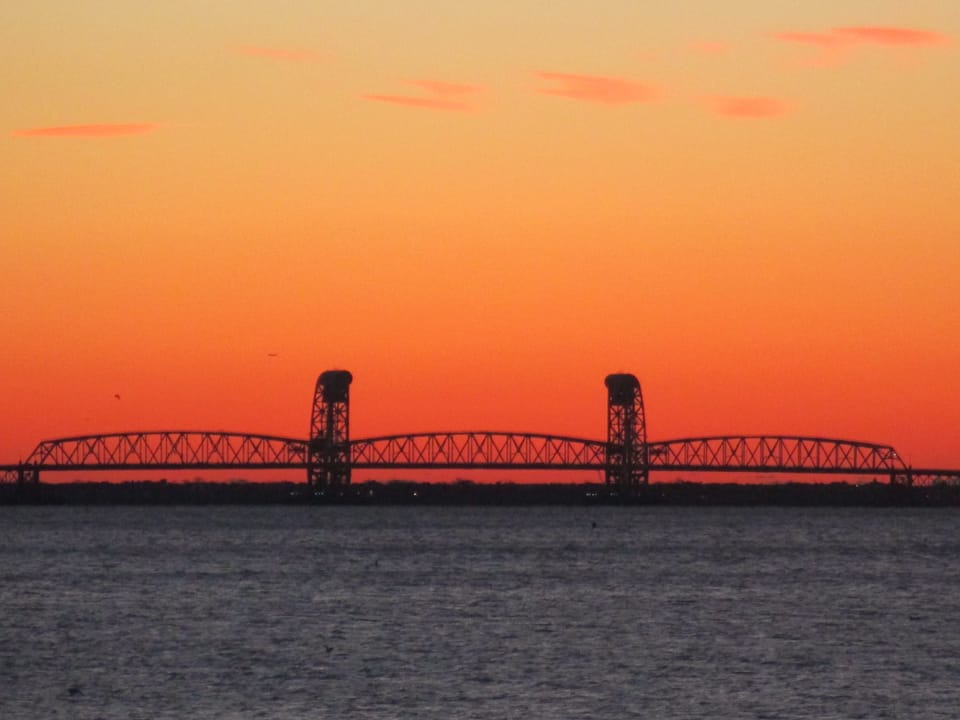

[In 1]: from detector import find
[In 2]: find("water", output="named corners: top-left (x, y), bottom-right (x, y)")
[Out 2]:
top-left (2, 506), bottom-right (959, 719)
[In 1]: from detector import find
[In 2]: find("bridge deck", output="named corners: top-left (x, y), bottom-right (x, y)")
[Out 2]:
top-left (2, 430), bottom-right (957, 487)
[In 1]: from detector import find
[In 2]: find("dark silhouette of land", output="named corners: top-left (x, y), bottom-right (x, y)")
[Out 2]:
top-left (3, 480), bottom-right (960, 506)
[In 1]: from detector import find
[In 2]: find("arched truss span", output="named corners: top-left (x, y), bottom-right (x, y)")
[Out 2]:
top-left (349, 432), bottom-right (607, 469)
top-left (6, 430), bottom-right (954, 485)
top-left (647, 436), bottom-right (906, 474)
top-left (23, 431), bottom-right (309, 470)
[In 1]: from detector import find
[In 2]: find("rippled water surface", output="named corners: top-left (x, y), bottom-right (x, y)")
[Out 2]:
top-left (2, 506), bottom-right (960, 719)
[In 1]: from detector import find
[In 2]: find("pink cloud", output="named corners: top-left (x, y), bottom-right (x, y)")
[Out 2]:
top-left (708, 96), bottom-right (791, 119)
top-left (12, 123), bottom-right (159, 138)
top-left (772, 32), bottom-right (851, 67)
top-left (363, 79), bottom-right (482, 111)
top-left (536, 72), bottom-right (658, 105)
top-left (773, 26), bottom-right (949, 65)
top-left (233, 46), bottom-right (321, 62)
top-left (833, 26), bottom-right (949, 46)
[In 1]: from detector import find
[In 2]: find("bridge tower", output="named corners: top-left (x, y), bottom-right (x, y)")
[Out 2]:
top-left (605, 373), bottom-right (648, 494)
top-left (307, 370), bottom-right (353, 491)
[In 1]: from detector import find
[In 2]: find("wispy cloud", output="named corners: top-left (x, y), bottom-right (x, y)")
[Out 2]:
top-left (233, 45), bottom-right (321, 62)
top-left (363, 79), bottom-right (482, 111)
top-left (773, 26), bottom-right (949, 65)
top-left (833, 26), bottom-right (949, 46)
top-left (12, 123), bottom-right (159, 138)
top-left (707, 96), bottom-right (791, 119)
top-left (772, 31), bottom-right (850, 66)
top-left (536, 72), bottom-right (659, 105)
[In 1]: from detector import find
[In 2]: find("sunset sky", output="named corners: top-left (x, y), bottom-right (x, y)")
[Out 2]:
top-left (2, 1), bottom-right (958, 479)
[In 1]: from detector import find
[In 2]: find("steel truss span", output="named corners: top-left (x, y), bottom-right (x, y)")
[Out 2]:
top-left (4, 370), bottom-right (958, 489)
top-left (350, 432), bottom-right (607, 469)
top-left (22, 431), bottom-right (309, 471)
top-left (647, 436), bottom-right (906, 475)
top-left (4, 430), bottom-right (942, 478)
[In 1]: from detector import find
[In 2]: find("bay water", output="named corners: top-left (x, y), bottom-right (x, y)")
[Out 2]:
top-left (2, 506), bottom-right (959, 719)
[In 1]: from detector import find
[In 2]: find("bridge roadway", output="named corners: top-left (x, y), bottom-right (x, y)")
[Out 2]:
top-left (2, 430), bottom-right (958, 486)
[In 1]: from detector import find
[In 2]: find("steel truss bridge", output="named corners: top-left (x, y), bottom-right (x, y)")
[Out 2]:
top-left (2, 371), bottom-right (958, 492)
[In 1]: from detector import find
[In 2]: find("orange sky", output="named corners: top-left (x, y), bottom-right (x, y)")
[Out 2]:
top-left (1, 2), bottom-right (958, 480)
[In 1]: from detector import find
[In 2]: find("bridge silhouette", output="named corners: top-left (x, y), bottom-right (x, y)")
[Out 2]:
top-left (2, 370), bottom-right (958, 493)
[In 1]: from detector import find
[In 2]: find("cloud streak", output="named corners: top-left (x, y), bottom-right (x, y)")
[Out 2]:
top-left (363, 79), bottom-right (482, 111)
top-left (773, 26), bottom-right (949, 64)
top-left (833, 26), bottom-right (949, 46)
top-left (708, 96), bottom-right (790, 119)
top-left (536, 72), bottom-right (658, 105)
top-left (12, 123), bottom-right (159, 138)
top-left (233, 46), bottom-right (321, 62)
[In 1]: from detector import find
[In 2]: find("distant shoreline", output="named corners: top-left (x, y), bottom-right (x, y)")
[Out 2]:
top-left (3, 480), bottom-right (960, 507)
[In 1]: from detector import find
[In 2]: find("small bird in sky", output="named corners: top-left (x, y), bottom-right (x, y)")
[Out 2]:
top-left (114, 393), bottom-right (121, 400)
top-left (267, 353), bottom-right (279, 358)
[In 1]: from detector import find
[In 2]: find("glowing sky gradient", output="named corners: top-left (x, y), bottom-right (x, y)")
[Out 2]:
top-left (1, 1), bottom-right (958, 479)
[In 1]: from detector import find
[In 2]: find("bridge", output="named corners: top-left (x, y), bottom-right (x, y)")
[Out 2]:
top-left (2, 370), bottom-right (958, 493)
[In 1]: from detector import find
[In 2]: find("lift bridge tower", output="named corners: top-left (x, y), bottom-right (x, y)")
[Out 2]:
top-left (308, 370), bottom-right (353, 491)
top-left (605, 373), bottom-right (648, 495)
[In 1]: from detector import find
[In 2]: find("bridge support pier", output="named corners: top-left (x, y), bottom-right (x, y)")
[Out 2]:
top-left (605, 374), bottom-right (648, 496)
top-left (307, 370), bottom-right (353, 492)
top-left (891, 471), bottom-right (913, 487)
top-left (17, 465), bottom-right (39, 486)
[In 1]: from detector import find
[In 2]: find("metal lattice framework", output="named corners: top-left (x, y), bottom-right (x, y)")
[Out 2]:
top-left (0, 430), bottom-right (940, 478)
top-left (605, 374), bottom-right (648, 491)
top-left (21, 432), bottom-right (308, 471)
top-left (350, 432), bottom-right (606, 469)
top-left (907, 471), bottom-right (960, 487)
top-left (2, 369), bottom-right (958, 488)
top-left (0, 466), bottom-right (24, 484)
top-left (3, 431), bottom-right (938, 479)
top-left (308, 371), bottom-right (353, 490)
top-left (647, 436), bottom-right (906, 475)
